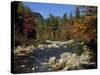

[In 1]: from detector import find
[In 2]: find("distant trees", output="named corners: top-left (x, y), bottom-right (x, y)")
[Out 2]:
top-left (80, 6), bottom-right (97, 16)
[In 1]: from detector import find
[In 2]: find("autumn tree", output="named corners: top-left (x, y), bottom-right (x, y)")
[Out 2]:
top-left (22, 7), bottom-right (37, 39)
top-left (14, 2), bottom-right (37, 46)
top-left (72, 6), bottom-right (97, 42)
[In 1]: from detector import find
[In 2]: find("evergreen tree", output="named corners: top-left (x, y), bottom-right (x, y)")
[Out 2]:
top-left (75, 6), bottom-right (80, 18)
top-left (63, 13), bottom-right (68, 22)
top-left (69, 12), bottom-right (73, 24)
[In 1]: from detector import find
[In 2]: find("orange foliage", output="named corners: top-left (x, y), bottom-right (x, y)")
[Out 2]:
top-left (72, 16), bottom-right (97, 42)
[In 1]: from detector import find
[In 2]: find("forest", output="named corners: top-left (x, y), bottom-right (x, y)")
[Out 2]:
top-left (12, 2), bottom-right (97, 73)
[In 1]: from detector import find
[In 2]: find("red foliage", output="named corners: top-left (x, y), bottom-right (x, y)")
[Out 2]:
top-left (23, 13), bottom-right (36, 33)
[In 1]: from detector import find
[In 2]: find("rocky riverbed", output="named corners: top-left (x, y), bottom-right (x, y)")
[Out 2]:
top-left (13, 40), bottom-right (96, 73)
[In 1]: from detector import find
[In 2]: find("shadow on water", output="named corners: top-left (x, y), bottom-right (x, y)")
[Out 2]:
top-left (33, 47), bottom-right (72, 62)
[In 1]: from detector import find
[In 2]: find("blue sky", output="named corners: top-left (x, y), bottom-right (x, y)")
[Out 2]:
top-left (23, 2), bottom-right (76, 19)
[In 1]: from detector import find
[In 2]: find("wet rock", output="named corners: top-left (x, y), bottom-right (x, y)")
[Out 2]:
top-left (66, 40), bottom-right (74, 44)
top-left (63, 45), bottom-right (67, 48)
top-left (82, 45), bottom-right (88, 51)
top-left (58, 58), bottom-right (67, 64)
top-left (80, 50), bottom-right (91, 61)
top-left (38, 44), bottom-right (45, 49)
top-left (20, 65), bottom-right (26, 68)
top-left (52, 62), bottom-right (66, 71)
top-left (48, 57), bottom-right (56, 65)
top-left (17, 53), bottom-right (27, 56)
top-left (32, 67), bottom-right (35, 71)
top-left (15, 46), bottom-right (24, 51)
top-left (62, 66), bottom-right (69, 71)
top-left (60, 52), bottom-right (71, 58)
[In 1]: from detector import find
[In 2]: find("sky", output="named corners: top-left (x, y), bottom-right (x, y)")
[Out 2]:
top-left (23, 2), bottom-right (76, 19)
